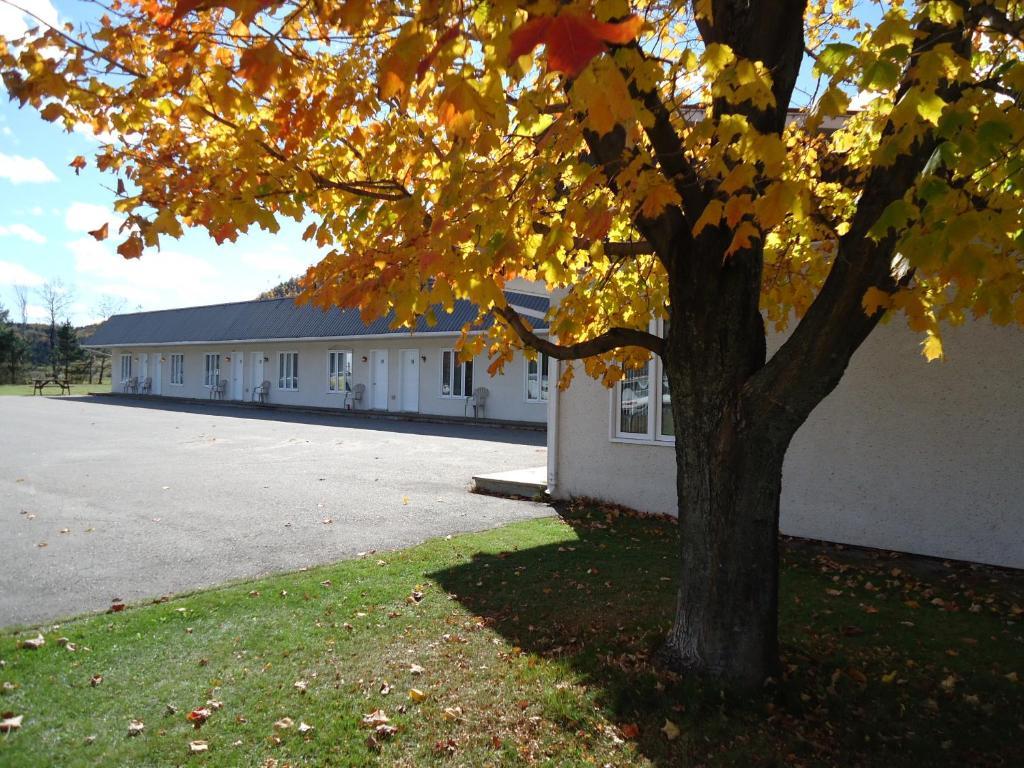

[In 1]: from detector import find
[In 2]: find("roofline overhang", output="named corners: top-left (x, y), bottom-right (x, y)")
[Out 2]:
top-left (83, 327), bottom-right (549, 349)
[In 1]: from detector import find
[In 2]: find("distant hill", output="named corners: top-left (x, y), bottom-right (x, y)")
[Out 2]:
top-left (258, 276), bottom-right (302, 300)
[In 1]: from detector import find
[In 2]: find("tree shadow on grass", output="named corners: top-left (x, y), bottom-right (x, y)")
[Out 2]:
top-left (429, 502), bottom-right (1023, 767)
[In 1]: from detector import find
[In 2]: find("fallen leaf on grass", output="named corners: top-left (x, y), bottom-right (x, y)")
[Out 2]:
top-left (433, 737), bottom-right (458, 755)
top-left (661, 719), bottom-right (680, 740)
top-left (379, 681), bottom-right (391, 695)
top-left (409, 663), bottom-right (425, 675)
top-left (108, 603), bottom-right (126, 614)
top-left (361, 709), bottom-right (390, 728)
top-left (188, 740), bottom-right (208, 754)
top-left (128, 719), bottom-right (145, 736)
top-left (187, 708), bottom-right (212, 728)
top-left (298, 721), bottom-right (314, 734)
top-left (0, 713), bottom-right (23, 732)
top-left (293, 680), bottom-right (308, 693)
top-left (442, 706), bottom-right (463, 722)
top-left (409, 688), bottom-right (427, 702)
top-left (620, 723), bottom-right (640, 739)
top-left (90, 674), bottom-right (103, 687)
top-left (20, 634), bottom-right (44, 650)
top-left (941, 675), bottom-right (957, 692)
top-left (273, 717), bottom-right (294, 730)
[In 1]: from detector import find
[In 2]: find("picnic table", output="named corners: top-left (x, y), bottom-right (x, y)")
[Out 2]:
top-left (31, 378), bottom-right (72, 396)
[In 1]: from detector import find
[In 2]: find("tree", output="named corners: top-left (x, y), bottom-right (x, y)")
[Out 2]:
top-left (55, 320), bottom-right (85, 383)
top-left (4, 0), bottom-right (1021, 686)
top-left (13, 284), bottom-right (29, 327)
top-left (91, 295), bottom-right (126, 384)
top-left (0, 304), bottom-right (24, 383)
top-left (36, 280), bottom-right (73, 379)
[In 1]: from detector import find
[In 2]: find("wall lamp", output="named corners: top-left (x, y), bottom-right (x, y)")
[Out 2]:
top-left (361, 355), bottom-right (368, 363)
top-left (421, 355), bottom-right (427, 362)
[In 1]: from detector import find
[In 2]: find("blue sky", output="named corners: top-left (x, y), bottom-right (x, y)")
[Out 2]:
top-left (0, 1), bottom-right (318, 324)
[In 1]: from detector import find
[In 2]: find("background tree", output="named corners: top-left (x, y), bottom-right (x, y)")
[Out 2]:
top-left (13, 284), bottom-right (29, 327)
top-left (4, 0), bottom-right (1021, 686)
top-left (0, 304), bottom-right (28, 384)
top-left (89, 295), bottom-right (126, 384)
top-left (54, 320), bottom-right (85, 383)
top-left (36, 280), bottom-right (73, 379)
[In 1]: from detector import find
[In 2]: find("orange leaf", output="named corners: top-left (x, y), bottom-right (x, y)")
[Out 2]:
top-left (88, 222), bottom-right (109, 241)
top-left (69, 156), bottom-right (87, 175)
top-left (415, 26), bottom-right (460, 82)
top-left (117, 235), bottom-right (143, 260)
top-left (509, 13), bottom-right (642, 77)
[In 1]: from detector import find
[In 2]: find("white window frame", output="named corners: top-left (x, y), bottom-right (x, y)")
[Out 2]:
top-left (524, 353), bottom-right (550, 402)
top-left (440, 348), bottom-right (473, 398)
top-left (204, 353), bottom-right (221, 388)
top-left (326, 349), bottom-right (353, 394)
top-left (119, 353), bottom-right (132, 384)
top-left (278, 351), bottom-right (299, 390)
top-left (169, 354), bottom-right (184, 386)
top-left (609, 321), bottom-right (674, 446)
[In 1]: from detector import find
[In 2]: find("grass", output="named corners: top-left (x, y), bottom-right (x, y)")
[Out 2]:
top-left (0, 383), bottom-right (110, 397)
top-left (1, 503), bottom-right (1021, 767)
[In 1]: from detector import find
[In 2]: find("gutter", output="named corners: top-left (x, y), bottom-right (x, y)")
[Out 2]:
top-left (546, 357), bottom-right (559, 496)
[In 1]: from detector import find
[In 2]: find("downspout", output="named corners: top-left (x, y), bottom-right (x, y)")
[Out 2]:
top-left (546, 357), bottom-right (559, 496)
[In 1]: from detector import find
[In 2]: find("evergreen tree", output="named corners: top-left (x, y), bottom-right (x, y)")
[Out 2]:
top-left (55, 321), bottom-right (85, 383)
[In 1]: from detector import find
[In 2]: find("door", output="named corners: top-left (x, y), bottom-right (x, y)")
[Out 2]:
top-left (370, 349), bottom-right (389, 410)
top-left (231, 351), bottom-right (244, 400)
top-left (251, 352), bottom-right (265, 398)
top-left (139, 353), bottom-right (149, 384)
top-left (152, 357), bottom-right (162, 395)
top-left (400, 348), bottom-right (419, 412)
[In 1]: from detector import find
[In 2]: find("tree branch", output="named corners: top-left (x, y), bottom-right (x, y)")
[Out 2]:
top-left (531, 222), bottom-right (653, 256)
top-left (494, 305), bottom-right (664, 360)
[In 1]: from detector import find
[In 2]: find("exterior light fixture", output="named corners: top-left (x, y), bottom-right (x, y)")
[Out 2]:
top-left (361, 355), bottom-right (368, 363)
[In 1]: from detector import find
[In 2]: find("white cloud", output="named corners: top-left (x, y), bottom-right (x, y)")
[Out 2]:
top-left (0, 153), bottom-right (58, 184)
top-left (239, 250), bottom-right (310, 276)
top-left (0, 260), bottom-right (45, 286)
top-left (30, 206), bottom-right (43, 216)
top-left (0, 223), bottom-right (46, 244)
top-left (0, 0), bottom-right (57, 40)
top-left (65, 201), bottom-right (123, 234)
top-left (70, 238), bottom-right (257, 310)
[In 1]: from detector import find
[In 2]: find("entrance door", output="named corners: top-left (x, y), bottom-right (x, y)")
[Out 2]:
top-left (139, 353), bottom-right (149, 388)
top-left (152, 357), bottom-right (162, 395)
top-left (251, 352), bottom-right (265, 399)
top-left (370, 350), bottom-right (389, 409)
top-left (400, 348), bottom-right (419, 412)
top-left (231, 351), bottom-right (244, 400)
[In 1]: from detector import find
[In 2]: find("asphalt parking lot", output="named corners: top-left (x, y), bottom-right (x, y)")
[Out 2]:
top-left (0, 396), bottom-right (550, 627)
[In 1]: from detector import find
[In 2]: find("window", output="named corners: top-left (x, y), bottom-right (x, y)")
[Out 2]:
top-left (119, 353), bottom-right (132, 383)
top-left (327, 350), bottom-right (353, 393)
top-left (204, 353), bottom-right (221, 387)
top-left (440, 349), bottom-right (473, 398)
top-left (278, 352), bottom-right (299, 390)
top-left (612, 322), bottom-right (673, 444)
top-left (170, 354), bottom-right (184, 385)
top-left (525, 353), bottom-right (550, 402)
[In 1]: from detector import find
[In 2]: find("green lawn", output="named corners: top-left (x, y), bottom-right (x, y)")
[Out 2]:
top-left (1, 505), bottom-right (1021, 767)
top-left (0, 383), bottom-right (110, 397)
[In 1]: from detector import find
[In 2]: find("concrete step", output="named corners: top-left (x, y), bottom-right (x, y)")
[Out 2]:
top-left (472, 466), bottom-right (548, 498)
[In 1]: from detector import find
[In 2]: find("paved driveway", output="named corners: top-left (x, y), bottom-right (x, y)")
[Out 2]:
top-left (0, 397), bottom-right (550, 627)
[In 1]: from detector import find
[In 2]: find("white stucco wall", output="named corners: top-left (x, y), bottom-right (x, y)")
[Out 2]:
top-left (108, 337), bottom-right (548, 424)
top-left (552, 320), bottom-right (1024, 568)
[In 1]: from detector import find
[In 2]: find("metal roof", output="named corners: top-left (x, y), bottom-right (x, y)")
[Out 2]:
top-left (83, 291), bottom-right (549, 347)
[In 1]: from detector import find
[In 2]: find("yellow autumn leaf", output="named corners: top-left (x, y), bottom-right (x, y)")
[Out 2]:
top-left (692, 199), bottom-right (724, 236)
top-left (922, 332), bottom-right (944, 362)
top-left (640, 182), bottom-right (681, 219)
top-left (409, 688), bottom-right (427, 702)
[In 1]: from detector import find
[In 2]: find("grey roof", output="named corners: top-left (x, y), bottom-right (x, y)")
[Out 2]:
top-left (83, 291), bottom-right (549, 347)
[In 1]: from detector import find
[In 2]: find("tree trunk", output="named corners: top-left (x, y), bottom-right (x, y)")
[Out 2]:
top-left (660, 396), bottom-right (790, 687)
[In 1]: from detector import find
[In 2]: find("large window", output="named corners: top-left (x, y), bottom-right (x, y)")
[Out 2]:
top-left (327, 350), bottom-right (352, 393)
top-left (525, 353), bottom-right (549, 402)
top-left (278, 351), bottom-right (299, 390)
top-left (204, 353), bottom-right (220, 387)
top-left (119, 353), bottom-right (132, 384)
top-left (612, 322), bottom-right (673, 444)
top-left (170, 354), bottom-right (184, 386)
top-left (440, 349), bottom-right (473, 398)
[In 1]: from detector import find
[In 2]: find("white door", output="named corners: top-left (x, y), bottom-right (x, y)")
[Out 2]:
top-left (251, 352), bottom-right (265, 399)
top-left (139, 353), bottom-right (149, 383)
top-left (152, 357), bottom-right (162, 395)
top-left (400, 348), bottom-right (419, 412)
top-left (231, 351), bottom-right (244, 400)
top-left (370, 350), bottom-right (389, 409)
